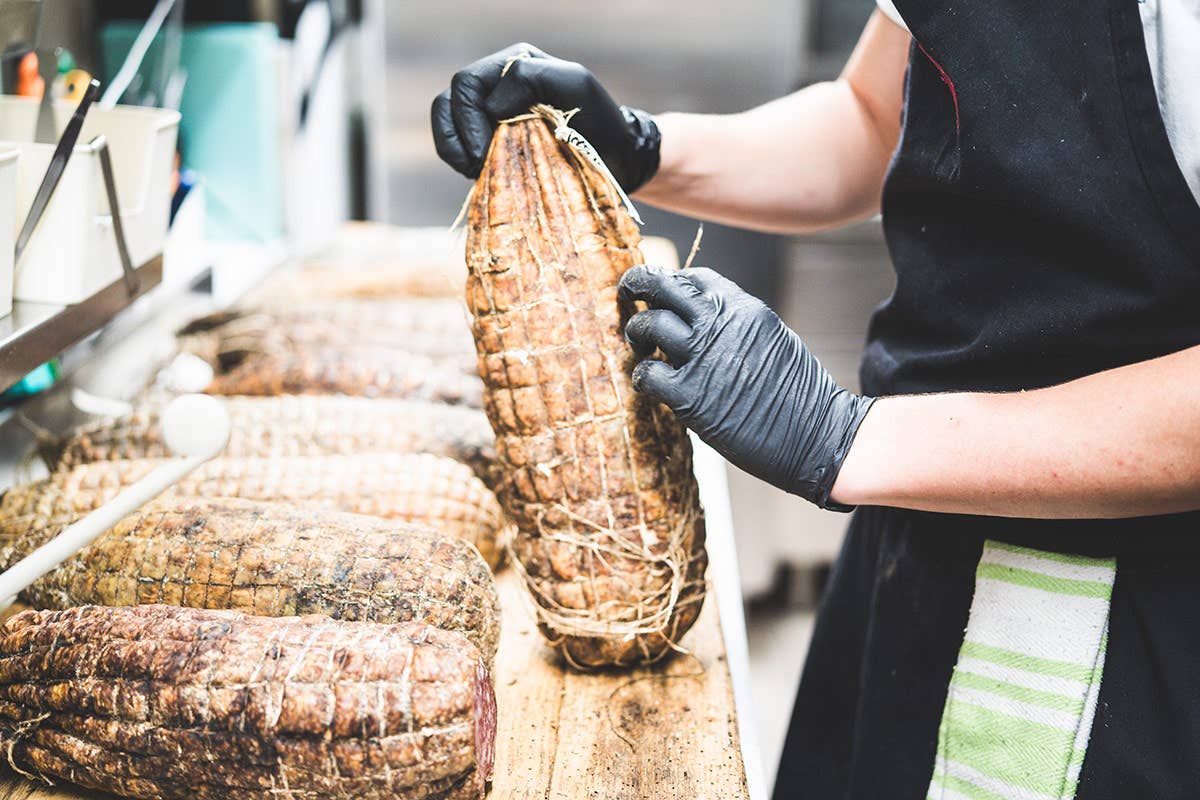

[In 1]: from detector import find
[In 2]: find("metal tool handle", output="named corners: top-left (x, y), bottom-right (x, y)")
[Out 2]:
top-left (100, 0), bottom-right (180, 108)
top-left (14, 77), bottom-right (100, 266)
top-left (92, 135), bottom-right (140, 296)
top-left (297, 0), bottom-right (341, 129)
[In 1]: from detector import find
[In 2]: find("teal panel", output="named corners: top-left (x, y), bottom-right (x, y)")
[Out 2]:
top-left (100, 22), bottom-right (284, 242)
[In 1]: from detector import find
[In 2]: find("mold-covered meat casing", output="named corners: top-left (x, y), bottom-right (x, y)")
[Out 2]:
top-left (0, 605), bottom-right (496, 799)
top-left (201, 346), bottom-right (483, 406)
top-left (242, 224), bottom-right (469, 303)
top-left (177, 298), bottom-right (479, 376)
top-left (466, 110), bottom-right (708, 668)
top-left (1, 453), bottom-right (509, 569)
top-left (0, 497), bottom-right (501, 664)
top-left (179, 298), bottom-right (472, 340)
top-left (46, 396), bottom-right (501, 490)
top-left (250, 261), bottom-right (465, 300)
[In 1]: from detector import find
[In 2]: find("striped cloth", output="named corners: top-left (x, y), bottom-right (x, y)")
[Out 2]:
top-left (927, 541), bottom-right (1116, 800)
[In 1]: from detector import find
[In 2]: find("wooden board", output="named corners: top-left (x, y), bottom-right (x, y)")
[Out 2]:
top-left (0, 572), bottom-right (748, 800)
top-left (489, 572), bottom-right (748, 799)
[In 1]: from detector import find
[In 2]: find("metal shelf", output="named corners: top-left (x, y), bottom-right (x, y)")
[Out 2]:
top-left (0, 255), bottom-right (163, 392)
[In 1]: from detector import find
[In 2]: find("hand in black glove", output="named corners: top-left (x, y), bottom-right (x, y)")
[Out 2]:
top-left (431, 43), bottom-right (661, 191)
top-left (619, 265), bottom-right (875, 511)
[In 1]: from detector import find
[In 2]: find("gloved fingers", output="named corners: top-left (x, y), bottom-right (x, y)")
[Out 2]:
top-left (449, 70), bottom-right (501, 176)
top-left (624, 308), bottom-right (694, 365)
top-left (678, 266), bottom-right (743, 297)
top-left (631, 360), bottom-right (689, 410)
top-left (682, 266), bottom-right (779, 327)
top-left (492, 41), bottom-right (551, 63)
top-left (482, 56), bottom-right (591, 122)
top-left (618, 265), bottom-right (712, 323)
top-left (450, 43), bottom-right (549, 176)
top-left (431, 90), bottom-right (473, 177)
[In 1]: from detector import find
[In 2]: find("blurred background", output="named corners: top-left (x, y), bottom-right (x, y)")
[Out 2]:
top-left (10, 0), bottom-right (895, 791)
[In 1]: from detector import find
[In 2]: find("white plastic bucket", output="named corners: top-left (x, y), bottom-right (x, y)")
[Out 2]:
top-left (0, 97), bottom-right (179, 304)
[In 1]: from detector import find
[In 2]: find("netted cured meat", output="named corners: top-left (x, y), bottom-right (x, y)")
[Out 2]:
top-left (466, 106), bottom-right (707, 668)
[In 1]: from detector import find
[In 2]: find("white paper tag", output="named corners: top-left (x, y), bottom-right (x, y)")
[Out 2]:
top-left (552, 123), bottom-right (644, 226)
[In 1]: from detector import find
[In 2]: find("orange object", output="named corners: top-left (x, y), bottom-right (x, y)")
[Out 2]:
top-left (60, 69), bottom-right (93, 103)
top-left (16, 51), bottom-right (43, 99)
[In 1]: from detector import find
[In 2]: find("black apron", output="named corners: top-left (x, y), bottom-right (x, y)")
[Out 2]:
top-left (772, 0), bottom-right (1200, 796)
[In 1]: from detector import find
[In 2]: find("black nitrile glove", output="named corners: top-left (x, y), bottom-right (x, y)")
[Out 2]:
top-left (619, 265), bottom-right (876, 511)
top-left (431, 43), bottom-right (661, 191)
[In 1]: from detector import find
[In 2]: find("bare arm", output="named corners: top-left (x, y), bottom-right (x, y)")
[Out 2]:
top-left (831, 345), bottom-right (1200, 517)
top-left (636, 11), bottom-right (911, 234)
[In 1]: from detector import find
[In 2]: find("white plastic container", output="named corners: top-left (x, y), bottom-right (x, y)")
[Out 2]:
top-left (0, 147), bottom-right (18, 317)
top-left (0, 97), bottom-right (179, 304)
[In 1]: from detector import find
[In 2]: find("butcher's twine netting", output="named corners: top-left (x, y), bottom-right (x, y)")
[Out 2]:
top-left (501, 104), bottom-right (644, 225)
top-left (508, 485), bottom-right (706, 667)
top-left (475, 105), bottom-right (706, 667)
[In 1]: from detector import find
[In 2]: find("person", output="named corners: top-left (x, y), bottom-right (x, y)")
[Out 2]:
top-left (431, 1), bottom-right (1200, 796)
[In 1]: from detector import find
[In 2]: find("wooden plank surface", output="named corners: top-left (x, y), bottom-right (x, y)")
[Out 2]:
top-left (0, 571), bottom-right (748, 800)
top-left (489, 571), bottom-right (747, 799)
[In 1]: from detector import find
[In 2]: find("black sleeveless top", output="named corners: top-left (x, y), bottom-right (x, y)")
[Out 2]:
top-left (859, 0), bottom-right (1200, 555)
top-left (774, 8), bottom-right (1200, 796)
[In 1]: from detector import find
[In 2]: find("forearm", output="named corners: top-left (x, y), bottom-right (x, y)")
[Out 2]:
top-left (636, 87), bottom-right (887, 233)
top-left (832, 346), bottom-right (1200, 518)
top-left (635, 11), bottom-right (909, 234)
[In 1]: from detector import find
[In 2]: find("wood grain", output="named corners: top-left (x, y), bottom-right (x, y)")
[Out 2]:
top-left (489, 572), bottom-right (748, 799)
top-left (0, 571), bottom-right (747, 800)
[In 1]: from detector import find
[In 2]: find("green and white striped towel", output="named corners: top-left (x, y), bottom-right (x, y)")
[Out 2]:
top-left (927, 541), bottom-right (1115, 800)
